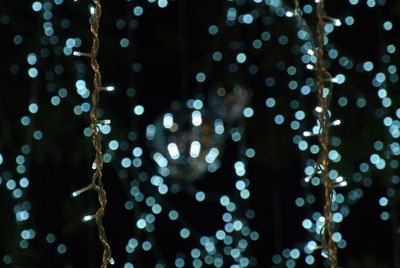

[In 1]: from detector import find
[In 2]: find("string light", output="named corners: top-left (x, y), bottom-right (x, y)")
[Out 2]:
top-left (314, 0), bottom-right (339, 266)
top-left (83, 215), bottom-right (95, 222)
top-left (322, 16), bottom-right (342, 27)
top-left (97, 119), bottom-right (112, 125)
top-left (70, 0), bottom-right (113, 266)
top-left (286, 0), bottom-right (344, 266)
top-left (101, 86), bottom-right (115, 92)
top-left (72, 51), bottom-right (91, 57)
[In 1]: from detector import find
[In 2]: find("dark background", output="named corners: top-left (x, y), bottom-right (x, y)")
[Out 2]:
top-left (0, 0), bottom-right (400, 267)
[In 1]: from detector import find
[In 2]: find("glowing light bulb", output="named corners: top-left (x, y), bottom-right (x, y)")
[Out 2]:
top-left (163, 113), bottom-right (173, 129)
top-left (71, 184), bottom-right (93, 197)
top-left (98, 119), bottom-right (111, 125)
top-left (332, 119), bottom-right (341, 126)
top-left (334, 181), bottom-right (347, 188)
top-left (335, 176), bottom-right (344, 183)
top-left (190, 141), bottom-right (201, 158)
top-left (72, 51), bottom-right (91, 57)
top-left (306, 64), bottom-right (314, 70)
top-left (333, 19), bottom-right (341, 27)
top-left (167, 143), bottom-right (180, 160)
top-left (192, 111), bottom-right (202, 126)
top-left (303, 131), bottom-right (313, 137)
top-left (285, 11), bottom-right (294, 17)
top-left (315, 106), bottom-right (323, 113)
top-left (310, 244), bottom-right (322, 251)
top-left (101, 86), bottom-right (115, 92)
top-left (83, 215), bottom-right (95, 222)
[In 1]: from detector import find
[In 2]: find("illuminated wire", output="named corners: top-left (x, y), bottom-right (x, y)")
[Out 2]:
top-left (291, 0), bottom-right (339, 266)
top-left (315, 1), bottom-right (338, 267)
top-left (72, 0), bottom-right (112, 267)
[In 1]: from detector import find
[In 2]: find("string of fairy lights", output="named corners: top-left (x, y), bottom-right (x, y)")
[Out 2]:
top-left (0, 0), bottom-right (399, 267)
top-left (279, 0), bottom-right (343, 266)
top-left (265, 0), bottom-right (399, 267)
top-left (70, 0), bottom-right (114, 266)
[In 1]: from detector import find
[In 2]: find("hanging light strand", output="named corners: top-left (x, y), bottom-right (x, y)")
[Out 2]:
top-left (290, 0), bottom-right (340, 266)
top-left (315, 1), bottom-right (338, 267)
top-left (88, 0), bottom-right (112, 266)
top-left (72, 0), bottom-right (112, 267)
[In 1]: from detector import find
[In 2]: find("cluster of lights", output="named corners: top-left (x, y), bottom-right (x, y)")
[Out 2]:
top-left (363, 6), bottom-right (400, 235)
top-left (113, 84), bottom-right (258, 267)
top-left (1, 0), bottom-right (399, 267)
top-left (263, 0), bottom-right (399, 266)
top-left (264, 0), bottom-right (347, 266)
top-left (0, 1), bottom-right (75, 266)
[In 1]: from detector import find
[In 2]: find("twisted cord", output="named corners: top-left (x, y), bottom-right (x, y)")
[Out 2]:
top-left (89, 0), bottom-right (112, 267)
top-left (315, 1), bottom-right (338, 267)
top-left (292, 0), bottom-right (338, 266)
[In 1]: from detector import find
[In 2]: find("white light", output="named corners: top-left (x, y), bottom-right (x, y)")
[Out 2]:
top-left (315, 106), bottom-right (323, 113)
top-left (153, 152), bottom-right (168, 167)
top-left (214, 119), bottom-right (225, 134)
top-left (71, 185), bottom-right (93, 197)
top-left (307, 241), bottom-right (320, 252)
top-left (83, 215), bottom-right (94, 222)
top-left (304, 176), bottom-right (312, 183)
top-left (167, 143), bottom-right (180, 160)
top-left (303, 131), bottom-right (312, 137)
top-left (285, 11), bottom-right (294, 17)
top-left (332, 119), bottom-right (341, 126)
top-left (192, 111), bottom-right (202, 126)
top-left (205, 148), bottom-right (219, 164)
top-left (102, 86), bottom-right (115, 91)
top-left (336, 181), bottom-right (347, 187)
top-left (333, 19), bottom-right (341, 27)
top-left (72, 51), bottom-right (91, 57)
top-left (335, 176), bottom-right (344, 183)
top-left (109, 257), bottom-right (115, 265)
top-left (98, 119), bottom-right (111, 125)
top-left (190, 141), bottom-right (201, 158)
top-left (90, 6), bottom-right (95, 15)
top-left (163, 113), bottom-right (173, 128)
top-left (306, 64), bottom-right (314, 70)
top-left (307, 49), bottom-right (314, 56)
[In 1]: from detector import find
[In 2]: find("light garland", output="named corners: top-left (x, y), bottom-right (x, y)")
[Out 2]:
top-left (277, 0), bottom-right (344, 266)
top-left (71, 0), bottom-right (113, 266)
